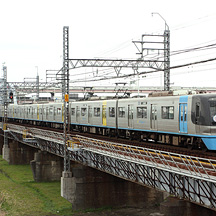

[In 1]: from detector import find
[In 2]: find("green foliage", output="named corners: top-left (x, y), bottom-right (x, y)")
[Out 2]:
top-left (0, 155), bottom-right (72, 216)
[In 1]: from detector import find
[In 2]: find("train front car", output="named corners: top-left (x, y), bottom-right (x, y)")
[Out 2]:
top-left (191, 94), bottom-right (216, 150)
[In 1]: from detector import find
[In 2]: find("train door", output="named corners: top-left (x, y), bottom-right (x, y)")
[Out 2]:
top-left (37, 105), bottom-right (39, 120)
top-left (195, 102), bottom-right (200, 133)
top-left (53, 107), bottom-right (56, 121)
top-left (88, 106), bottom-right (92, 124)
top-left (102, 102), bottom-right (107, 126)
top-left (46, 107), bottom-right (48, 120)
top-left (128, 105), bottom-right (134, 128)
top-left (26, 106), bottom-right (28, 118)
top-left (76, 106), bottom-right (80, 123)
top-left (62, 104), bottom-right (64, 122)
top-left (150, 104), bottom-right (157, 130)
top-left (13, 105), bottom-right (14, 118)
top-left (179, 95), bottom-right (188, 133)
top-left (179, 103), bottom-right (188, 133)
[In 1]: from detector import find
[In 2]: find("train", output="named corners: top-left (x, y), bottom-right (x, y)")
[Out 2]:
top-left (1, 93), bottom-right (216, 150)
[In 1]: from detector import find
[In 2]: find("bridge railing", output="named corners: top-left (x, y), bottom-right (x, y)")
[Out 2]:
top-left (75, 135), bottom-right (216, 183)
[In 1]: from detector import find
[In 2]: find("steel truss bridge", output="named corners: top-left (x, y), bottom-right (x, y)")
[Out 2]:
top-left (2, 123), bottom-right (216, 210)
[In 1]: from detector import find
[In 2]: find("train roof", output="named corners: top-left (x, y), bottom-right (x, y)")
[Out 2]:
top-left (7, 93), bottom-right (216, 107)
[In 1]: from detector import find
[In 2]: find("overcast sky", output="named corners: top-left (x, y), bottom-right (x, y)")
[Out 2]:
top-left (1, 0), bottom-right (216, 88)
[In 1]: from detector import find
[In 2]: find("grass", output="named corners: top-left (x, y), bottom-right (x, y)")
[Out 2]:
top-left (0, 155), bottom-right (73, 216)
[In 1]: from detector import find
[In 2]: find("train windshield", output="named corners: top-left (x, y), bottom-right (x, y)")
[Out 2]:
top-left (209, 100), bottom-right (216, 125)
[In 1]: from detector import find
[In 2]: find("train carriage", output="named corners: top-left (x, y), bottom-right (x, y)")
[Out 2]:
top-left (3, 93), bottom-right (216, 150)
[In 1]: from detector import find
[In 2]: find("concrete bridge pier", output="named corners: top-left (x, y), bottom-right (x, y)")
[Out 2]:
top-left (0, 135), bottom-right (4, 155)
top-left (1, 137), bottom-right (38, 165)
top-left (30, 151), bottom-right (63, 182)
top-left (61, 171), bottom-right (74, 203)
top-left (9, 140), bottom-right (37, 165)
top-left (61, 163), bottom-right (164, 210)
top-left (1, 133), bottom-right (10, 162)
top-left (2, 144), bottom-right (10, 162)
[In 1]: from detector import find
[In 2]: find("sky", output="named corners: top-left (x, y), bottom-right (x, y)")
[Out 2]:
top-left (1, 0), bottom-right (216, 89)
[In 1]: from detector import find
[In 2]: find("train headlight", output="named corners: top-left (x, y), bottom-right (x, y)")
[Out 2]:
top-left (213, 115), bottom-right (216, 122)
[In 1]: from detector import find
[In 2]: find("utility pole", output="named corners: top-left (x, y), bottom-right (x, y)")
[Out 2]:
top-left (2, 65), bottom-right (9, 162)
top-left (63, 26), bottom-right (70, 172)
top-left (152, 12), bottom-right (170, 91)
top-left (61, 26), bottom-right (73, 203)
top-left (164, 27), bottom-right (170, 91)
top-left (3, 65), bottom-right (7, 127)
top-left (36, 66), bottom-right (39, 101)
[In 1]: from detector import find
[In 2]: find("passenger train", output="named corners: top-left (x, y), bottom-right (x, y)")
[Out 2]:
top-left (2, 93), bottom-right (216, 150)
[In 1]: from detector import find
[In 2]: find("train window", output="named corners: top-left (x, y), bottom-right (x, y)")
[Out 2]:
top-left (57, 108), bottom-right (61, 115)
top-left (137, 107), bottom-right (147, 119)
top-left (161, 106), bottom-right (174, 119)
top-left (118, 107), bottom-right (125, 118)
top-left (71, 108), bottom-right (75, 116)
top-left (109, 107), bottom-right (115, 117)
top-left (94, 107), bottom-right (100, 117)
top-left (39, 108), bottom-right (43, 115)
top-left (81, 108), bottom-right (87, 116)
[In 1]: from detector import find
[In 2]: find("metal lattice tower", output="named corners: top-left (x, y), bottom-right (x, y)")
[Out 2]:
top-left (36, 74), bottom-right (39, 100)
top-left (133, 31), bottom-right (170, 91)
top-left (63, 26), bottom-right (70, 172)
top-left (3, 66), bottom-right (7, 124)
top-left (164, 29), bottom-right (170, 91)
top-left (3, 66), bottom-right (8, 146)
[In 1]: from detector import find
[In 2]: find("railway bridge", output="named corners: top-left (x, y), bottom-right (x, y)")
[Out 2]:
top-left (1, 122), bottom-right (216, 215)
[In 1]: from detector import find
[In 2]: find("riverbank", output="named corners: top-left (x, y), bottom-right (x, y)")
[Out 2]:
top-left (0, 156), bottom-right (72, 215)
top-left (0, 156), bottom-right (162, 216)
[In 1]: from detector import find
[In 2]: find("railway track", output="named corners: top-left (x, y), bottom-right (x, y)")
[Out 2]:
top-left (3, 122), bottom-right (216, 180)
top-left (4, 122), bottom-right (216, 160)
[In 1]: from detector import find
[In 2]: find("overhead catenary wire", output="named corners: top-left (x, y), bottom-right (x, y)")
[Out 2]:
top-left (68, 41), bottom-right (216, 83)
top-left (69, 41), bottom-right (216, 80)
top-left (68, 14), bottom-right (216, 85)
top-left (69, 56), bottom-right (216, 84)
